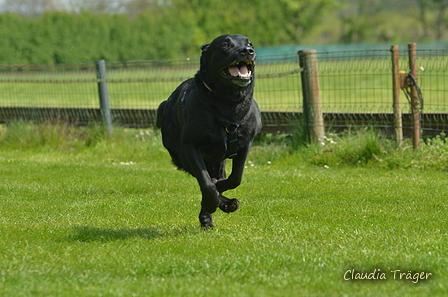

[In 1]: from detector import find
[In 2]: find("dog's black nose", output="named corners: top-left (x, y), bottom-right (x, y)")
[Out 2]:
top-left (239, 46), bottom-right (255, 58)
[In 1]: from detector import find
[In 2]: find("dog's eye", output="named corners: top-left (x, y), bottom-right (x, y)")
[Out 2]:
top-left (247, 42), bottom-right (253, 47)
top-left (222, 42), bottom-right (230, 48)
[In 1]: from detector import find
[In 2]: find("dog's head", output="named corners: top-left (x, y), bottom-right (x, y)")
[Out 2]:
top-left (199, 34), bottom-right (255, 89)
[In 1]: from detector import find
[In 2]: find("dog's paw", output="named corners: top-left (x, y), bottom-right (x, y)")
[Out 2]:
top-left (199, 210), bottom-right (215, 228)
top-left (219, 197), bottom-right (240, 213)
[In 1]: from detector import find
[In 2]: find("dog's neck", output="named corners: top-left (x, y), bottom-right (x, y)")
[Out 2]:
top-left (196, 71), bottom-right (214, 93)
top-left (196, 73), bottom-right (254, 104)
top-left (202, 80), bottom-right (213, 93)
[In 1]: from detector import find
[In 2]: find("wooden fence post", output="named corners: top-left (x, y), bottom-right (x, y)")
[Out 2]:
top-left (95, 60), bottom-right (113, 135)
top-left (390, 45), bottom-right (402, 146)
top-left (298, 50), bottom-right (325, 142)
top-left (407, 43), bottom-right (421, 150)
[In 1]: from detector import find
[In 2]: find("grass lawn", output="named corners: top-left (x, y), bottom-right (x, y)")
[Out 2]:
top-left (0, 127), bottom-right (447, 296)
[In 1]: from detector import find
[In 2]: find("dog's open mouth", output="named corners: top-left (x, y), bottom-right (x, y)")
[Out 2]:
top-left (221, 60), bottom-right (254, 86)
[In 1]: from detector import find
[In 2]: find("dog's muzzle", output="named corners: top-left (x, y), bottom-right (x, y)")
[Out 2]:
top-left (221, 47), bottom-right (255, 87)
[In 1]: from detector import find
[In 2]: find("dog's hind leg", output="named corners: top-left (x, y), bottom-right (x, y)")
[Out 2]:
top-left (205, 160), bottom-right (226, 180)
top-left (196, 161), bottom-right (224, 228)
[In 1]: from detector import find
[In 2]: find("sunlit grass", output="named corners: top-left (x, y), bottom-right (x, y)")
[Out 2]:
top-left (0, 124), bottom-right (447, 296)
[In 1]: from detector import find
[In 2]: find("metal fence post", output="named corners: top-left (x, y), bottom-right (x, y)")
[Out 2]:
top-left (407, 43), bottom-right (421, 150)
top-left (95, 59), bottom-right (113, 135)
top-left (390, 45), bottom-right (402, 146)
top-left (299, 50), bottom-right (325, 142)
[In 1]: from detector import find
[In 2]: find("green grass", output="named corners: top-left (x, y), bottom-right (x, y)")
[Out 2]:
top-left (0, 123), bottom-right (447, 296)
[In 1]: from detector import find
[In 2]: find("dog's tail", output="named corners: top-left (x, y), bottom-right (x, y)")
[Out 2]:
top-left (156, 100), bottom-right (166, 128)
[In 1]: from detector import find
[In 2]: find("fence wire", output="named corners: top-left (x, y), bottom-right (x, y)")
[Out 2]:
top-left (316, 50), bottom-right (394, 113)
top-left (0, 49), bottom-right (447, 137)
top-left (308, 49), bottom-right (448, 137)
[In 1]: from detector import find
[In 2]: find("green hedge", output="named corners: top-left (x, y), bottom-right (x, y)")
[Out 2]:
top-left (0, 0), bottom-right (334, 64)
top-left (0, 12), bottom-right (190, 64)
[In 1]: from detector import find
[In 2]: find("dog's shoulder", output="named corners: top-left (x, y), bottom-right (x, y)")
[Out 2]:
top-left (168, 78), bottom-right (195, 100)
top-left (157, 78), bottom-right (196, 129)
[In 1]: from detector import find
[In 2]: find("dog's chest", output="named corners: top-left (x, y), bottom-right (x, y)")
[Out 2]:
top-left (197, 124), bottom-right (250, 162)
top-left (197, 127), bottom-right (232, 162)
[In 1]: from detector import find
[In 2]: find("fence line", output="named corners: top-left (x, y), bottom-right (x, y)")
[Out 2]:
top-left (0, 47), bottom-right (447, 141)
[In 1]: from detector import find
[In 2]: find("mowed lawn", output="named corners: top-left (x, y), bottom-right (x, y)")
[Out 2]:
top-left (0, 132), bottom-right (447, 296)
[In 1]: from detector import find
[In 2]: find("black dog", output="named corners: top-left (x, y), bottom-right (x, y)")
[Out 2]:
top-left (156, 34), bottom-right (262, 228)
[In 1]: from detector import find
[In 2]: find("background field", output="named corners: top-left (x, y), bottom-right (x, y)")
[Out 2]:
top-left (1, 52), bottom-right (447, 114)
top-left (1, 125), bottom-right (447, 296)
top-left (0, 58), bottom-right (304, 111)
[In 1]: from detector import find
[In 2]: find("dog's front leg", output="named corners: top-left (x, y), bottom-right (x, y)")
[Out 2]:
top-left (214, 144), bottom-right (252, 213)
top-left (216, 144), bottom-right (251, 193)
top-left (183, 144), bottom-right (219, 228)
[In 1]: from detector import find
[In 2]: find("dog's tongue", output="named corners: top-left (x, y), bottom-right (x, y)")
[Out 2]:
top-left (229, 64), bottom-right (249, 77)
top-left (229, 66), bottom-right (240, 77)
top-left (239, 64), bottom-right (249, 76)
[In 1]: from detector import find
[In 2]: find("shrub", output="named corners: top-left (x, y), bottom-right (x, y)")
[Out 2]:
top-left (382, 132), bottom-right (448, 171)
top-left (0, 121), bottom-right (107, 150)
top-left (294, 129), bottom-right (388, 168)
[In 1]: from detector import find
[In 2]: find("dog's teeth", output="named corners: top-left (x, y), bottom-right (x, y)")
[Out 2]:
top-left (239, 70), bottom-right (251, 78)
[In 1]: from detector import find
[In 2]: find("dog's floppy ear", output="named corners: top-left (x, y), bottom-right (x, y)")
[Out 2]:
top-left (200, 43), bottom-right (210, 73)
top-left (200, 43), bottom-right (210, 52)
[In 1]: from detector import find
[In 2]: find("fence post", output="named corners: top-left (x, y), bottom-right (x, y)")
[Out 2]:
top-left (95, 59), bottom-right (113, 135)
top-left (298, 50), bottom-right (325, 142)
top-left (390, 45), bottom-right (402, 146)
top-left (407, 43), bottom-right (420, 150)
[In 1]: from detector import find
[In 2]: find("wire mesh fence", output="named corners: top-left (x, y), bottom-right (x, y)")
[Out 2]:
top-left (317, 50), bottom-right (395, 113)
top-left (417, 49), bottom-right (448, 113)
top-left (315, 48), bottom-right (447, 113)
top-left (301, 47), bottom-right (448, 140)
top-left (0, 47), bottom-right (447, 139)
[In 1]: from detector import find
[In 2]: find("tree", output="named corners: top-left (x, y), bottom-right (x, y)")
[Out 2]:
top-left (1, 0), bottom-right (58, 16)
top-left (278, 0), bottom-right (337, 43)
top-left (414, 0), bottom-right (448, 40)
top-left (124, 0), bottom-right (167, 18)
top-left (336, 0), bottom-right (386, 43)
top-left (54, 0), bottom-right (127, 14)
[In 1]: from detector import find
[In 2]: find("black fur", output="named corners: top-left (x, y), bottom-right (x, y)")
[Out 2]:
top-left (156, 34), bottom-right (262, 228)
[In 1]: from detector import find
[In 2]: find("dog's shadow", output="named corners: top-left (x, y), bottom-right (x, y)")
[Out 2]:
top-left (70, 226), bottom-right (163, 242)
